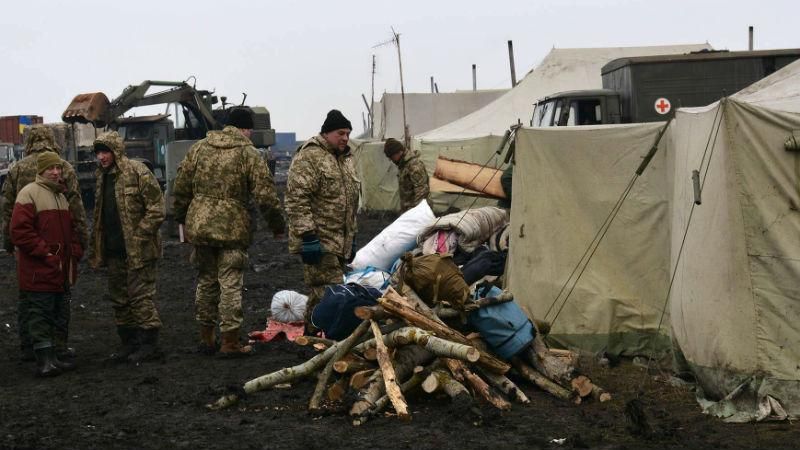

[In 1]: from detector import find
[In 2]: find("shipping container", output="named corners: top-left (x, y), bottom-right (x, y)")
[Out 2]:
top-left (0, 115), bottom-right (44, 145)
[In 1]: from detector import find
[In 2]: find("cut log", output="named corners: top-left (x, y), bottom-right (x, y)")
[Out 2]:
top-left (444, 358), bottom-right (511, 411)
top-left (591, 385), bottom-right (612, 403)
top-left (380, 287), bottom-right (510, 374)
top-left (352, 363), bottom-right (432, 427)
top-left (511, 357), bottom-right (575, 402)
top-left (333, 359), bottom-right (374, 374)
top-left (362, 347), bottom-right (378, 361)
top-left (353, 327), bottom-right (480, 363)
top-left (349, 369), bottom-right (376, 390)
top-left (309, 320), bottom-right (370, 411)
top-left (475, 367), bottom-right (530, 404)
top-left (422, 369), bottom-right (471, 404)
top-left (525, 336), bottom-right (576, 384)
top-left (327, 377), bottom-right (349, 402)
top-left (571, 375), bottom-right (594, 398)
top-left (369, 320), bottom-right (409, 421)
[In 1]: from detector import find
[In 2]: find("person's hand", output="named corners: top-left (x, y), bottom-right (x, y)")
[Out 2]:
top-left (301, 233), bottom-right (322, 265)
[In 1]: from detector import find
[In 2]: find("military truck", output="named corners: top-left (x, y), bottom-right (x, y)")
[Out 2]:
top-left (61, 80), bottom-right (275, 208)
top-left (531, 48), bottom-right (800, 127)
top-left (0, 142), bottom-right (17, 188)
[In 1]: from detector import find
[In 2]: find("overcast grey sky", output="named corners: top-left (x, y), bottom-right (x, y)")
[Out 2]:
top-left (1, 0), bottom-right (797, 139)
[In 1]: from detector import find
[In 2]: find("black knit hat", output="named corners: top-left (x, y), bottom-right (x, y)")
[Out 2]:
top-left (227, 108), bottom-right (254, 129)
top-left (384, 138), bottom-right (405, 158)
top-left (320, 109), bottom-right (352, 134)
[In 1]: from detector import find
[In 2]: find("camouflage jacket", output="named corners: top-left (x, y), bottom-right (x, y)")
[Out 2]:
top-left (173, 126), bottom-right (284, 249)
top-left (396, 150), bottom-right (430, 212)
top-left (2, 126), bottom-right (88, 253)
top-left (285, 135), bottom-right (360, 258)
top-left (89, 131), bottom-right (165, 270)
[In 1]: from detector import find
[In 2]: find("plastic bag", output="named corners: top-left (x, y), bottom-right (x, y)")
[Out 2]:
top-left (344, 267), bottom-right (391, 292)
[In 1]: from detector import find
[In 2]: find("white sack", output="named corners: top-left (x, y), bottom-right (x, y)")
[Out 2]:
top-left (344, 267), bottom-right (391, 292)
top-left (270, 290), bottom-right (308, 323)
top-left (351, 199), bottom-right (436, 271)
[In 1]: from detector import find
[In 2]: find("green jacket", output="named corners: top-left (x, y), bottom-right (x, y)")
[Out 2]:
top-left (285, 135), bottom-right (360, 259)
top-left (2, 126), bottom-right (88, 252)
top-left (396, 149), bottom-right (429, 212)
top-left (89, 131), bottom-right (165, 270)
top-left (173, 126), bottom-right (284, 249)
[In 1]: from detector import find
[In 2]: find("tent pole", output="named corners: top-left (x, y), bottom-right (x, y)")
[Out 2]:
top-left (508, 40), bottom-right (517, 87)
top-left (472, 64), bottom-right (477, 91)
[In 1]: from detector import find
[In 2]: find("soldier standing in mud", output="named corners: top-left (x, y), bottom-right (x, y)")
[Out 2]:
top-left (383, 138), bottom-right (430, 213)
top-left (10, 153), bottom-right (83, 377)
top-left (89, 131), bottom-right (165, 363)
top-left (285, 109), bottom-right (360, 334)
top-left (1, 125), bottom-right (88, 362)
top-left (173, 108), bottom-right (285, 357)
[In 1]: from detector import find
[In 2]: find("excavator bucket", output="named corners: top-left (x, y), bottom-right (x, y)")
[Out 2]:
top-left (62, 92), bottom-right (111, 126)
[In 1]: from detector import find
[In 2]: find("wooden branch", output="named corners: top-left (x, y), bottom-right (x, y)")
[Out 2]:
top-left (352, 365), bottom-right (431, 427)
top-left (422, 369), bottom-right (471, 406)
top-left (571, 375), bottom-right (593, 398)
top-left (511, 356), bottom-right (575, 403)
top-left (369, 320), bottom-right (409, 421)
top-left (354, 305), bottom-right (393, 321)
top-left (380, 287), bottom-right (510, 374)
top-left (327, 377), bottom-right (349, 402)
top-left (525, 336), bottom-right (575, 384)
top-left (309, 320), bottom-right (370, 412)
top-left (295, 336), bottom-right (335, 348)
top-left (592, 385), bottom-right (612, 403)
top-left (444, 358), bottom-right (511, 411)
top-left (475, 367), bottom-right (530, 404)
top-left (208, 332), bottom-right (350, 410)
top-left (353, 327), bottom-right (479, 363)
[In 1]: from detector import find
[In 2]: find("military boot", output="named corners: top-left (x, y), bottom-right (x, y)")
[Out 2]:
top-left (128, 328), bottom-right (162, 363)
top-left (198, 325), bottom-right (217, 355)
top-left (218, 329), bottom-right (253, 358)
top-left (34, 347), bottom-right (63, 378)
top-left (109, 326), bottom-right (139, 362)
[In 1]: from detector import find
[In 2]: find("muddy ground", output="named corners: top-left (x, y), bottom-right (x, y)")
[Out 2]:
top-left (0, 213), bottom-right (797, 450)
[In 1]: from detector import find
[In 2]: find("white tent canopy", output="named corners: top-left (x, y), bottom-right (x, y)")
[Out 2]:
top-left (418, 43), bottom-right (711, 141)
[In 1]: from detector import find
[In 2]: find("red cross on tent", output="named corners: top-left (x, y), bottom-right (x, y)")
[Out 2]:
top-left (655, 97), bottom-right (671, 115)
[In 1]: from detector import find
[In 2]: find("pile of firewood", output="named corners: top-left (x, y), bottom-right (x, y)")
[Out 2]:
top-left (207, 286), bottom-right (610, 425)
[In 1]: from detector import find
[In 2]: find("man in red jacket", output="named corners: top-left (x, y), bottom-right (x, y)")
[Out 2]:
top-left (10, 152), bottom-right (83, 377)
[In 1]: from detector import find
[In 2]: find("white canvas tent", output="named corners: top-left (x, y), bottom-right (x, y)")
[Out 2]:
top-left (371, 91), bottom-right (507, 140)
top-left (666, 59), bottom-right (800, 421)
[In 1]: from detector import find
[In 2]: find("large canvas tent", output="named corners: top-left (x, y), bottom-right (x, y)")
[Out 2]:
top-left (666, 59), bottom-right (800, 421)
top-left (506, 123), bottom-right (673, 356)
top-left (371, 91), bottom-right (507, 140)
top-left (506, 59), bottom-right (800, 421)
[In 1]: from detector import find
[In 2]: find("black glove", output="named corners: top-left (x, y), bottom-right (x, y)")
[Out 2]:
top-left (348, 238), bottom-right (357, 264)
top-left (301, 233), bottom-right (322, 265)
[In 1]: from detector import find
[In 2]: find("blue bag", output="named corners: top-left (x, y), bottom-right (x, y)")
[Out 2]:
top-left (467, 285), bottom-right (535, 359)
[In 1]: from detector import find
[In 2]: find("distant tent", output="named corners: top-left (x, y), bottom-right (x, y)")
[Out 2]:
top-left (371, 91), bottom-right (507, 140)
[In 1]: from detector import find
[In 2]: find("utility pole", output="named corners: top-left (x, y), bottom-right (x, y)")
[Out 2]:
top-left (507, 40), bottom-right (517, 87)
top-left (430, 76), bottom-right (435, 93)
top-left (748, 26), bottom-right (754, 50)
top-left (472, 64), bottom-right (477, 91)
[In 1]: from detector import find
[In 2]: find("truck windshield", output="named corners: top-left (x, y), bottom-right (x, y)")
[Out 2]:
top-left (567, 99), bottom-right (603, 126)
top-left (0, 145), bottom-right (12, 162)
top-left (534, 101), bottom-right (556, 127)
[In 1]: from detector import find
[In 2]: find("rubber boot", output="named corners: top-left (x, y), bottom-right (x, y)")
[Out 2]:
top-left (34, 347), bottom-right (63, 378)
top-left (218, 329), bottom-right (253, 358)
top-left (198, 325), bottom-right (217, 355)
top-left (109, 326), bottom-right (139, 362)
top-left (128, 328), bottom-right (162, 363)
top-left (52, 354), bottom-right (76, 372)
top-left (56, 346), bottom-right (77, 360)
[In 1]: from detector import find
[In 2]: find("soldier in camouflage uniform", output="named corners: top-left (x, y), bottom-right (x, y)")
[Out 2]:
top-left (89, 131), bottom-right (165, 363)
top-left (1, 125), bottom-right (88, 361)
top-left (173, 109), bottom-right (285, 357)
top-left (383, 138), bottom-right (430, 213)
top-left (286, 110), bottom-right (360, 333)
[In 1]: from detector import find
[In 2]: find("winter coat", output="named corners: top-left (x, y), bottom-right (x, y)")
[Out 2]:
top-left (396, 149), bottom-right (430, 212)
top-left (2, 128), bottom-right (88, 253)
top-left (89, 131), bottom-right (165, 270)
top-left (10, 175), bottom-right (82, 292)
top-left (285, 135), bottom-right (360, 259)
top-left (173, 126), bottom-right (284, 249)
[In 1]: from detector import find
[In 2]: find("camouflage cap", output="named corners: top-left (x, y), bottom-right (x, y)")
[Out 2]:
top-left (25, 125), bottom-right (60, 155)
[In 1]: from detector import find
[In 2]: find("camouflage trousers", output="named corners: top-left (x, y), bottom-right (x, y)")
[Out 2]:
top-left (192, 246), bottom-right (248, 333)
top-left (19, 291), bottom-right (64, 350)
top-left (106, 256), bottom-right (162, 329)
top-left (302, 253), bottom-right (345, 325)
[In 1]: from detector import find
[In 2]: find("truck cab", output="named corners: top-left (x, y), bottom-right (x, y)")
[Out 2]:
top-left (0, 142), bottom-right (17, 187)
top-left (531, 89), bottom-right (621, 127)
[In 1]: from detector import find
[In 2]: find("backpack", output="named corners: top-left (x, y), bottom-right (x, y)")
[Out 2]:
top-left (311, 283), bottom-right (381, 340)
top-left (467, 285), bottom-right (535, 359)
